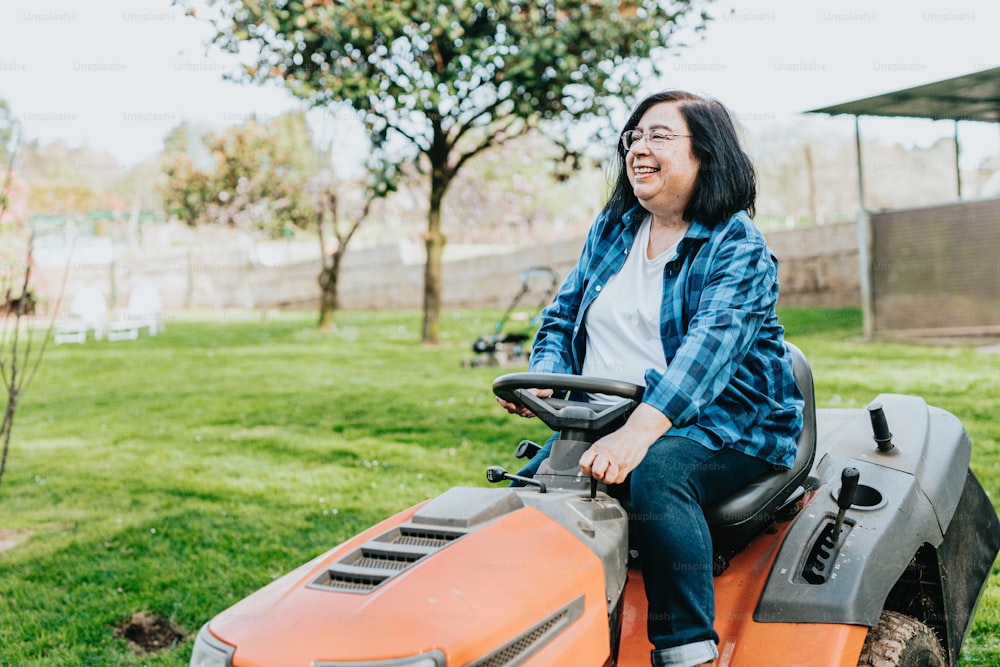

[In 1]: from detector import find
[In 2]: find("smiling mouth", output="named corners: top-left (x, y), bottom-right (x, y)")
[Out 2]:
top-left (634, 166), bottom-right (659, 175)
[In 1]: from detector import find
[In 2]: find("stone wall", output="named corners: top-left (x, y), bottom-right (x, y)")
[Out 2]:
top-left (33, 221), bottom-right (860, 316)
top-left (764, 221), bottom-right (859, 308)
top-left (335, 221), bottom-right (861, 311)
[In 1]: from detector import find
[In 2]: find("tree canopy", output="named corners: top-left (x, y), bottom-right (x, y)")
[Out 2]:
top-left (160, 111), bottom-right (320, 233)
top-left (180, 0), bottom-right (713, 342)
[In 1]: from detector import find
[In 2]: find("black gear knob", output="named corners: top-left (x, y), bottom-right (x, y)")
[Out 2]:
top-left (838, 467), bottom-right (860, 511)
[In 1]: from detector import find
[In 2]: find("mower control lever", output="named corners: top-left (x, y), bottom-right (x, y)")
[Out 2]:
top-left (514, 440), bottom-right (542, 459)
top-left (868, 403), bottom-right (895, 452)
top-left (486, 465), bottom-right (547, 493)
top-left (833, 467), bottom-right (860, 541)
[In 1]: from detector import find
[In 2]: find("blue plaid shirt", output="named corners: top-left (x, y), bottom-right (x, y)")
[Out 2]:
top-left (530, 206), bottom-right (802, 468)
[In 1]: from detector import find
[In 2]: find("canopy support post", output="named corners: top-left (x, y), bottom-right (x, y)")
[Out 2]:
top-left (954, 119), bottom-right (962, 200)
top-left (854, 115), bottom-right (874, 338)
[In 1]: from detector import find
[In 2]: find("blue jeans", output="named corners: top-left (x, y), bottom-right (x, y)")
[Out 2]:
top-left (518, 434), bottom-right (773, 666)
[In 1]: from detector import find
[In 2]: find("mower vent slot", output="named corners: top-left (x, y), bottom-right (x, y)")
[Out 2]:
top-left (352, 548), bottom-right (423, 571)
top-left (469, 596), bottom-right (584, 667)
top-left (310, 523), bottom-right (467, 594)
top-left (390, 526), bottom-right (464, 548)
top-left (315, 570), bottom-right (388, 593)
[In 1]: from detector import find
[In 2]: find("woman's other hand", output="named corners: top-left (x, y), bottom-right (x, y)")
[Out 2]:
top-left (579, 403), bottom-right (672, 484)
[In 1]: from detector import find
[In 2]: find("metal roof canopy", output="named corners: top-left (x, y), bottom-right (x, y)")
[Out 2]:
top-left (805, 67), bottom-right (1000, 338)
top-left (808, 66), bottom-right (1000, 122)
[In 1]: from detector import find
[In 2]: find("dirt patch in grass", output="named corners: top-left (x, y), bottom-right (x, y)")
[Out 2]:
top-left (0, 529), bottom-right (34, 554)
top-left (116, 612), bottom-right (186, 653)
top-left (0, 523), bottom-right (77, 554)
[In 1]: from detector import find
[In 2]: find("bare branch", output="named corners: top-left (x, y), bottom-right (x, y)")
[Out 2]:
top-left (0, 137), bottom-right (58, 493)
top-left (452, 116), bottom-right (531, 175)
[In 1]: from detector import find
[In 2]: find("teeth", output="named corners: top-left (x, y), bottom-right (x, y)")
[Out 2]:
top-left (635, 167), bottom-right (658, 174)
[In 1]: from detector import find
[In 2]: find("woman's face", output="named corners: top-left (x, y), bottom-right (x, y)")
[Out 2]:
top-left (625, 101), bottom-right (700, 223)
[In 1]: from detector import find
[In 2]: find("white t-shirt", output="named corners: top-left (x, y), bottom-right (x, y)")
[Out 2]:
top-left (582, 216), bottom-right (679, 402)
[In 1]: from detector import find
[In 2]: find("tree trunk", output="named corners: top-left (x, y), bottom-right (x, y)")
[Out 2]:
top-left (422, 168), bottom-right (447, 345)
top-left (317, 251), bottom-right (341, 330)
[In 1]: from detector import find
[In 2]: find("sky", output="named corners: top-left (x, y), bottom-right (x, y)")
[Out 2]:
top-left (1, 0), bottom-right (998, 172)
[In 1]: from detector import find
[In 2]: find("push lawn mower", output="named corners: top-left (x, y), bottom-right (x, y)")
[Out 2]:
top-left (464, 266), bottom-right (558, 368)
top-left (191, 343), bottom-right (1000, 666)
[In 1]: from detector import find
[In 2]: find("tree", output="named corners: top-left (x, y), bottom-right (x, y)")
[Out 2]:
top-left (160, 150), bottom-right (213, 227)
top-left (11, 140), bottom-right (129, 219)
top-left (178, 0), bottom-right (713, 343)
top-left (160, 112), bottom-right (322, 232)
top-left (300, 156), bottom-right (398, 328)
top-left (159, 111), bottom-right (389, 327)
top-left (160, 122), bottom-right (216, 226)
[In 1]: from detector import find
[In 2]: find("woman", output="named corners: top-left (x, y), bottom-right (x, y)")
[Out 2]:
top-left (498, 90), bottom-right (803, 667)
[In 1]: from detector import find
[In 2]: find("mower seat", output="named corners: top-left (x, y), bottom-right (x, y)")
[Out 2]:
top-left (705, 341), bottom-right (817, 553)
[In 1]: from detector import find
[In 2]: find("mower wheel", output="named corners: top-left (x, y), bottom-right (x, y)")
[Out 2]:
top-left (856, 610), bottom-right (946, 667)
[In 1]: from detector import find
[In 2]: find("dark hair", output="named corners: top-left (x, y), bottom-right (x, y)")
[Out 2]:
top-left (603, 90), bottom-right (756, 225)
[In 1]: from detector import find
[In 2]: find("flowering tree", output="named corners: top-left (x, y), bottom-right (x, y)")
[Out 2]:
top-left (159, 112), bottom-right (392, 327)
top-left (178, 0), bottom-right (713, 343)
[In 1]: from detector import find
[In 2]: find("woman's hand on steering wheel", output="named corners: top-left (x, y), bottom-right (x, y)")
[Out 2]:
top-left (496, 387), bottom-right (554, 418)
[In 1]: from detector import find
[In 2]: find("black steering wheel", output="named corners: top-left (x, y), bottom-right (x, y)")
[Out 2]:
top-left (492, 372), bottom-right (644, 438)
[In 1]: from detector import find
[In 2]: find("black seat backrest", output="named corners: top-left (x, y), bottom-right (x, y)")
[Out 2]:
top-left (704, 341), bottom-right (817, 552)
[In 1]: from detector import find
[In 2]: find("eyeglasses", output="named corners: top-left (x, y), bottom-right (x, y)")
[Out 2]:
top-left (621, 129), bottom-right (691, 151)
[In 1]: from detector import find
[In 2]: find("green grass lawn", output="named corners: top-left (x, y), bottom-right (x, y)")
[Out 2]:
top-left (0, 307), bottom-right (998, 665)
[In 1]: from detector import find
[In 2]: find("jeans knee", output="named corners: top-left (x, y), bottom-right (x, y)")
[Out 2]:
top-left (630, 462), bottom-right (696, 513)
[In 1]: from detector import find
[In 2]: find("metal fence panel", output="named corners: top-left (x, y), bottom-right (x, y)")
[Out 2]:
top-left (871, 198), bottom-right (1000, 336)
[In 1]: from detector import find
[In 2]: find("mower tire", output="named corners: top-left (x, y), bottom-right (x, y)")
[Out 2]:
top-left (856, 610), bottom-right (947, 667)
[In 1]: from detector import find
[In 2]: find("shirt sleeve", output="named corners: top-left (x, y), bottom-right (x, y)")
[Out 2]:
top-left (528, 222), bottom-right (602, 374)
top-left (642, 236), bottom-right (778, 427)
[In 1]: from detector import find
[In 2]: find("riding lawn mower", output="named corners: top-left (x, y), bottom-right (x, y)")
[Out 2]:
top-left (190, 343), bottom-right (1000, 666)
